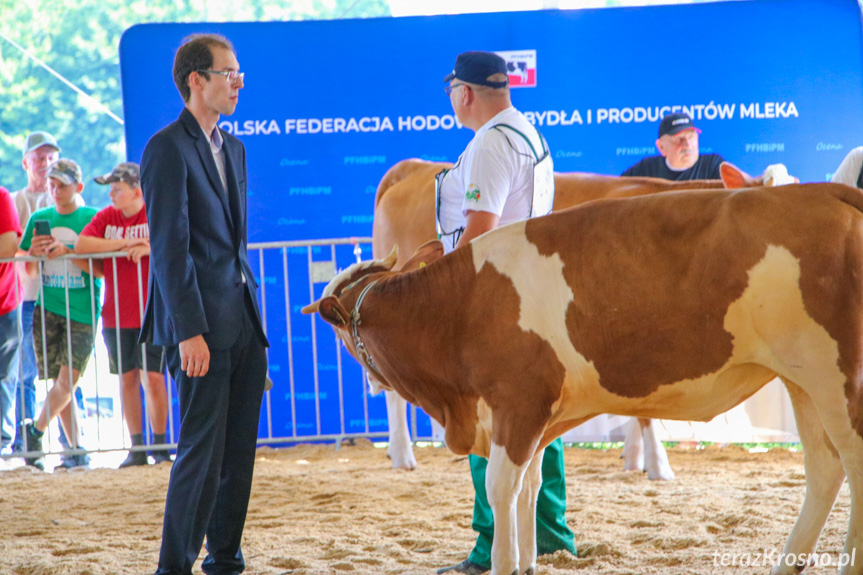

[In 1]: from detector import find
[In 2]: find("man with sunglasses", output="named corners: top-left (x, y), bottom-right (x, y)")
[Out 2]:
top-left (140, 33), bottom-right (268, 575)
top-left (622, 112), bottom-right (724, 179)
top-left (436, 50), bottom-right (575, 575)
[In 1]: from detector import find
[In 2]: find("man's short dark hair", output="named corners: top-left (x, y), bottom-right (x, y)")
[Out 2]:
top-left (172, 34), bottom-right (235, 102)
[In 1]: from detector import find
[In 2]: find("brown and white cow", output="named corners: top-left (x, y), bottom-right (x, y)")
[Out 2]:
top-left (307, 182), bottom-right (863, 575)
top-left (373, 157), bottom-right (795, 476)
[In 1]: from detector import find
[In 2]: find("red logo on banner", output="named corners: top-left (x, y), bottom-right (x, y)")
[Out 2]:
top-left (495, 50), bottom-right (537, 88)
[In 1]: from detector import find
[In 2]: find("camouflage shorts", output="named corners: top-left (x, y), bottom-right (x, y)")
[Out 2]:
top-left (33, 306), bottom-right (95, 379)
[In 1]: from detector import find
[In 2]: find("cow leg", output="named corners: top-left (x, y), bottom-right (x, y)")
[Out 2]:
top-left (487, 443), bottom-right (528, 575)
top-left (384, 389), bottom-right (417, 470)
top-left (773, 381), bottom-right (846, 575)
top-left (794, 387), bottom-right (863, 575)
top-left (516, 449), bottom-right (544, 575)
top-left (622, 418), bottom-right (674, 480)
top-left (641, 419), bottom-right (674, 481)
top-left (622, 417), bottom-right (644, 472)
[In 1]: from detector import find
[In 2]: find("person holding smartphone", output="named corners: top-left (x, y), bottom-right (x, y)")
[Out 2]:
top-left (18, 158), bottom-right (102, 470)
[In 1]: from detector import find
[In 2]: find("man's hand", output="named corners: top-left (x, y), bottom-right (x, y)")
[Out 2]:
top-left (28, 234), bottom-right (53, 257)
top-left (44, 240), bottom-right (70, 260)
top-left (126, 244), bottom-right (150, 263)
top-left (126, 237), bottom-right (150, 249)
top-left (179, 334), bottom-right (210, 378)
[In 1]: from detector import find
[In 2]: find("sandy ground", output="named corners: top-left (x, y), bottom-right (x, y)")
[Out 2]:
top-left (0, 440), bottom-right (853, 575)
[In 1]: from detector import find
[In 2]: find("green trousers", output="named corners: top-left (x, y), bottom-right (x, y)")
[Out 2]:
top-left (467, 438), bottom-right (575, 568)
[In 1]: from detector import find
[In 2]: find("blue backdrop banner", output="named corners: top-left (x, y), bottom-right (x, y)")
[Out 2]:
top-left (120, 0), bottom-right (863, 442)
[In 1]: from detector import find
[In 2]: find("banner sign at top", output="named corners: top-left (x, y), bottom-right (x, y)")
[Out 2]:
top-left (120, 0), bottom-right (863, 441)
top-left (120, 0), bottom-right (863, 244)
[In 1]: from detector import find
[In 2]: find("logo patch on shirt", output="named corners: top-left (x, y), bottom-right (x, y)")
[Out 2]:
top-left (465, 184), bottom-right (481, 202)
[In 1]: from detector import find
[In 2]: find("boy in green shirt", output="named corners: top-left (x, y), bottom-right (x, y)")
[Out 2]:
top-left (18, 158), bottom-right (102, 469)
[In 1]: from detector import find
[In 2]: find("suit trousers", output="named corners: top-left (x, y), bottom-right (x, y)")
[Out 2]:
top-left (467, 438), bottom-right (576, 568)
top-left (155, 294), bottom-right (267, 575)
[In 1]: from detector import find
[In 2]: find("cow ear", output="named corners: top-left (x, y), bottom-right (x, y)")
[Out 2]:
top-left (318, 296), bottom-right (350, 327)
top-left (401, 240), bottom-right (445, 272)
top-left (720, 161), bottom-right (754, 189)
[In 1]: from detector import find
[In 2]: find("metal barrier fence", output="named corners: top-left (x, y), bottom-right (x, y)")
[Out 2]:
top-left (0, 238), bottom-right (434, 470)
top-left (248, 238), bottom-right (429, 447)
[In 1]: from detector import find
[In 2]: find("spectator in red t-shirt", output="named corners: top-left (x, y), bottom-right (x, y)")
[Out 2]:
top-left (76, 162), bottom-right (170, 467)
top-left (0, 187), bottom-right (22, 460)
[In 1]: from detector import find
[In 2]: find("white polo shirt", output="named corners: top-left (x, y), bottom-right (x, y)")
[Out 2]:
top-left (437, 106), bottom-right (552, 253)
top-left (831, 146), bottom-right (863, 187)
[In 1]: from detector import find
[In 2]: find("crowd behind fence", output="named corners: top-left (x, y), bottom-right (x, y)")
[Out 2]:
top-left (0, 237), bottom-right (438, 470)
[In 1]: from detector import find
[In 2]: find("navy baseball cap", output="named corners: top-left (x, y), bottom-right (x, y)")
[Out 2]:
top-left (658, 113), bottom-right (702, 138)
top-left (443, 51), bottom-right (508, 88)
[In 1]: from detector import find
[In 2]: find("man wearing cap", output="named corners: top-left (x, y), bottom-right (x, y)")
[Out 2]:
top-left (76, 162), bottom-right (170, 468)
top-left (621, 112), bottom-right (724, 180)
top-left (18, 158), bottom-right (101, 469)
top-left (436, 50), bottom-right (574, 575)
top-left (10, 132), bottom-right (60, 455)
top-left (141, 34), bottom-right (268, 575)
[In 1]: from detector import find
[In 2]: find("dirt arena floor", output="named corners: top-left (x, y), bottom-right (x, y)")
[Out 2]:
top-left (0, 440), bottom-right (853, 574)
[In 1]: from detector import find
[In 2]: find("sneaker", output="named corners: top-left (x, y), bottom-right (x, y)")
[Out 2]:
top-left (118, 450), bottom-right (149, 468)
top-left (150, 450), bottom-right (172, 464)
top-left (20, 421), bottom-right (44, 470)
top-left (436, 560), bottom-right (489, 575)
top-left (57, 452), bottom-right (90, 470)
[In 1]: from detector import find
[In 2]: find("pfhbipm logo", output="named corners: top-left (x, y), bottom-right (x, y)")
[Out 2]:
top-left (495, 50), bottom-right (537, 88)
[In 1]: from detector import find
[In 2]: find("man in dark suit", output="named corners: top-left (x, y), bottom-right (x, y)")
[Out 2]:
top-left (140, 33), bottom-right (269, 575)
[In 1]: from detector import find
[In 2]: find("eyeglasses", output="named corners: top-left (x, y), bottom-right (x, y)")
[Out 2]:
top-left (444, 82), bottom-right (467, 96)
top-left (197, 69), bottom-right (245, 85)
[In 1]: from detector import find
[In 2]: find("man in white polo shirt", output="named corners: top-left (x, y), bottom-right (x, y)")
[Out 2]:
top-left (435, 50), bottom-right (574, 575)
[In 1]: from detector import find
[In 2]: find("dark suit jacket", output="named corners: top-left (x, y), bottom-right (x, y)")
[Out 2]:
top-left (140, 108), bottom-right (268, 351)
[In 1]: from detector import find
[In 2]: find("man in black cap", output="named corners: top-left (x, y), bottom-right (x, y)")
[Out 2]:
top-left (621, 112), bottom-right (724, 180)
top-left (434, 50), bottom-right (574, 575)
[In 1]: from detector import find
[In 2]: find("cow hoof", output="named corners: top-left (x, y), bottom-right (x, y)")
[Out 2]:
top-left (622, 451), bottom-right (644, 472)
top-left (770, 557), bottom-right (811, 575)
top-left (387, 445), bottom-right (418, 471)
top-left (646, 467), bottom-right (675, 481)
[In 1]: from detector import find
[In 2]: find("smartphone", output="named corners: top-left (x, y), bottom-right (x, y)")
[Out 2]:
top-left (33, 219), bottom-right (51, 237)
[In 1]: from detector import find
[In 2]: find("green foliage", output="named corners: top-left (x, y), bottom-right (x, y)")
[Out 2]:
top-left (0, 0), bottom-right (390, 208)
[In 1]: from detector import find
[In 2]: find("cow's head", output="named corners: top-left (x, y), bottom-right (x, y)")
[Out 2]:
top-left (302, 240), bottom-right (445, 390)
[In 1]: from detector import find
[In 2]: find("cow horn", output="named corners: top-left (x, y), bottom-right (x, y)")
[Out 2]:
top-left (382, 244), bottom-right (399, 270)
top-left (301, 301), bottom-right (320, 314)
